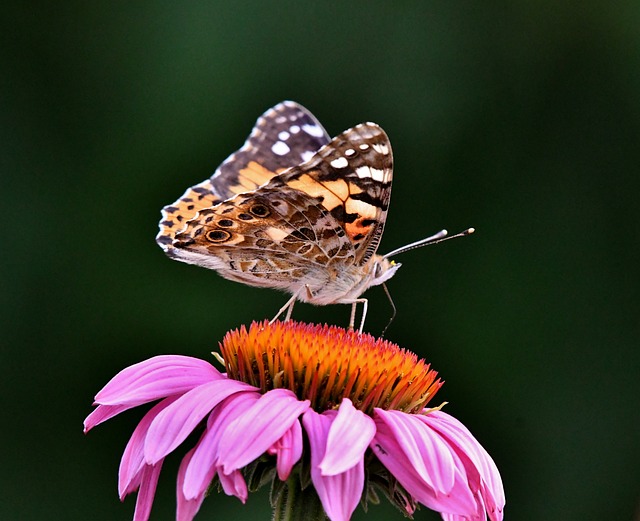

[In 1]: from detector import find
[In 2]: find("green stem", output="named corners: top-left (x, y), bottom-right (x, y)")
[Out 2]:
top-left (272, 475), bottom-right (327, 521)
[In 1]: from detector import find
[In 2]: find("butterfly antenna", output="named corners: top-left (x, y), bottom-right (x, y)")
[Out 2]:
top-left (380, 282), bottom-right (397, 337)
top-left (383, 228), bottom-right (475, 259)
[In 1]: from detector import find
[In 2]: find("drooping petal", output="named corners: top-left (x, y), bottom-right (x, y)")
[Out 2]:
top-left (268, 418), bottom-right (303, 481)
top-left (119, 396), bottom-right (179, 498)
top-left (372, 414), bottom-right (477, 517)
top-left (176, 448), bottom-right (206, 521)
top-left (145, 379), bottom-right (257, 464)
top-left (95, 355), bottom-right (223, 406)
top-left (132, 461), bottom-right (163, 521)
top-left (320, 398), bottom-right (375, 476)
top-left (184, 392), bottom-right (260, 500)
top-left (217, 388), bottom-right (310, 474)
top-left (420, 410), bottom-right (505, 521)
top-left (84, 403), bottom-right (132, 432)
top-left (219, 469), bottom-right (248, 503)
top-left (374, 408), bottom-right (455, 494)
top-left (302, 409), bottom-right (363, 521)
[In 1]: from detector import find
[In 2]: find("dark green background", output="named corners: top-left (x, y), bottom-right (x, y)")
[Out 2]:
top-left (2, 2), bottom-right (639, 520)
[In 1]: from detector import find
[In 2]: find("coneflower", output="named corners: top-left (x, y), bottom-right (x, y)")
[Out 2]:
top-left (84, 320), bottom-right (504, 521)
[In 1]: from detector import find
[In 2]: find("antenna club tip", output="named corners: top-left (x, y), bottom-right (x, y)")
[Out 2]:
top-left (467, 227), bottom-right (475, 234)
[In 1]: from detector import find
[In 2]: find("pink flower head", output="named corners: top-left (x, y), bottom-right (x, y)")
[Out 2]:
top-left (85, 321), bottom-right (504, 521)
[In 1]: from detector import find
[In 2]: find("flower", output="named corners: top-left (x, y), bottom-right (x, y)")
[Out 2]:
top-left (84, 320), bottom-right (504, 521)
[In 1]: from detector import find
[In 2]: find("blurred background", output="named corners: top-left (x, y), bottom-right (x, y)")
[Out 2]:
top-left (2, 2), bottom-right (639, 520)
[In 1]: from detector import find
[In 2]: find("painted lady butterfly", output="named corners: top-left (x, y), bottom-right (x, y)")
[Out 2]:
top-left (157, 101), bottom-right (472, 331)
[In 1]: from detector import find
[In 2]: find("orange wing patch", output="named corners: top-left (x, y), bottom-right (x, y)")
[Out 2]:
top-left (229, 161), bottom-right (281, 195)
top-left (284, 172), bottom-right (379, 244)
top-left (343, 198), bottom-right (379, 241)
top-left (157, 180), bottom-right (223, 249)
top-left (286, 174), bottom-right (364, 212)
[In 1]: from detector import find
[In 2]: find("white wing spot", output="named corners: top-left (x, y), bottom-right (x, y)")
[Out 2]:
top-left (330, 157), bottom-right (349, 169)
top-left (302, 124), bottom-right (325, 138)
top-left (278, 131), bottom-right (290, 141)
top-left (345, 149), bottom-right (356, 156)
top-left (372, 143), bottom-right (389, 155)
top-left (359, 144), bottom-right (369, 150)
top-left (370, 168), bottom-right (385, 182)
top-left (276, 116), bottom-right (287, 124)
top-left (355, 166), bottom-right (372, 179)
top-left (301, 150), bottom-right (314, 162)
top-left (290, 125), bottom-right (300, 134)
top-left (272, 141), bottom-right (290, 155)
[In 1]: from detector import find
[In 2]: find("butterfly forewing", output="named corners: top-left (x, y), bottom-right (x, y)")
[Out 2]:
top-left (267, 122), bottom-right (393, 265)
top-left (156, 101), bottom-right (330, 254)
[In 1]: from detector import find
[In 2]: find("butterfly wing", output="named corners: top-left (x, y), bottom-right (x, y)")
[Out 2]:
top-left (171, 122), bottom-right (393, 293)
top-left (172, 186), bottom-right (354, 292)
top-left (272, 122), bottom-right (393, 265)
top-left (156, 101), bottom-right (331, 254)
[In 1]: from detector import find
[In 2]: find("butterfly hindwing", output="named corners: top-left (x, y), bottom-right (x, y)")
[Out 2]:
top-left (172, 186), bottom-right (352, 291)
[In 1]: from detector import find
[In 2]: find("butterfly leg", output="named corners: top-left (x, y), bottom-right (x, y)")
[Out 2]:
top-left (271, 294), bottom-right (298, 324)
top-left (347, 298), bottom-right (368, 333)
top-left (284, 299), bottom-right (296, 321)
top-left (349, 303), bottom-right (357, 330)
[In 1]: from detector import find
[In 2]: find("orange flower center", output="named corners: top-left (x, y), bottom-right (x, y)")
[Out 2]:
top-left (219, 320), bottom-right (442, 414)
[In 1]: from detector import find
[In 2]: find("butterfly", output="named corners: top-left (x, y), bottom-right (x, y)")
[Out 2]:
top-left (157, 101), bottom-right (472, 332)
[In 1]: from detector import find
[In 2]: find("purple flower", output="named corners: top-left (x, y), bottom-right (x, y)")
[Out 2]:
top-left (85, 321), bottom-right (504, 521)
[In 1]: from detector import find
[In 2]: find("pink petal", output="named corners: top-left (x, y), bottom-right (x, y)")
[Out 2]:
top-left (320, 399), bottom-right (375, 476)
top-left (219, 469), bottom-right (248, 503)
top-left (217, 389), bottom-right (310, 474)
top-left (176, 449), bottom-right (205, 521)
top-left (374, 408), bottom-right (455, 494)
top-left (84, 403), bottom-right (132, 433)
top-left (132, 462), bottom-right (163, 521)
top-left (421, 410), bottom-right (505, 521)
top-left (145, 379), bottom-right (256, 464)
top-left (119, 396), bottom-right (179, 498)
top-left (95, 355), bottom-right (223, 406)
top-left (372, 416), bottom-right (477, 517)
top-left (184, 392), bottom-right (260, 499)
top-left (302, 409), bottom-right (363, 521)
top-left (268, 418), bottom-right (303, 480)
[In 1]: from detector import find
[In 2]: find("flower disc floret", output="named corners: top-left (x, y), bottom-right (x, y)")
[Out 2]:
top-left (220, 320), bottom-right (443, 414)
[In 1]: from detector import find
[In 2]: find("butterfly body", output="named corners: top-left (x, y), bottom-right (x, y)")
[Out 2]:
top-left (157, 101), bottom-right (400, 327)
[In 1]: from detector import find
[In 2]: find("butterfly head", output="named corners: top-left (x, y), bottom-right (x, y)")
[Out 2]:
top-left (369, 256), bottom-right (402, 287)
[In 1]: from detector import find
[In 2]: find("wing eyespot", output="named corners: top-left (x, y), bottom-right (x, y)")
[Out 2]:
top-left (206, 230), bottom-right (231, 243)
top-left (250, 204), bottom-right (270, 217)
top-left (217, 219), bottom-right (234, 228)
